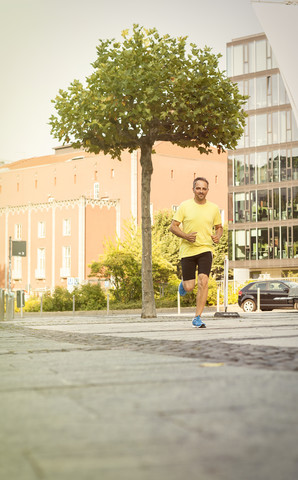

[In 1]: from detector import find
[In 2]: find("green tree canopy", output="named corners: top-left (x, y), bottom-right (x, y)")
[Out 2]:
top-left (49, 25), bottom-right (246, 317)
top-left (89, 217), bottom-right (175, 303)
top-left (211, 224), bottom-right (230, 280)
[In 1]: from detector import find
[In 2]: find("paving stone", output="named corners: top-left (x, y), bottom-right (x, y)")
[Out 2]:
top-left (1, 310), bottom-right (298, 480)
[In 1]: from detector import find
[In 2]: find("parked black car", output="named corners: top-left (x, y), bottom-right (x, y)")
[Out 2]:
top-left (238, 280), bottom-right (298, 312)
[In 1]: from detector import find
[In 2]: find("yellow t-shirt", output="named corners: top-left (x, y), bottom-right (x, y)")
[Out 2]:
top-left (173, 199), bottom-right (222, 259)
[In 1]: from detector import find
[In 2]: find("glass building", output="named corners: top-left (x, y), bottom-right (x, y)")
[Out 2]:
top-left (227, 33), bottom-right (298, 281)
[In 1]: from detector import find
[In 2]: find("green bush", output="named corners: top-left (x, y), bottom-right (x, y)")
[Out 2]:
top-left (24, 284), bottom-right (106, 312)
top-left (23, 296), bottom-right (41, 312)
top-left (42, 287), bottom-right (73, 311)
top-left (74, 283), bottom-right (106, 310)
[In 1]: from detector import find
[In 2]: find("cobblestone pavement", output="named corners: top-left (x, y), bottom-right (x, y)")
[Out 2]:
top-left (4, 310), bottom-right (298, 372)
top-left (1, 310), bottom-right (298, 480)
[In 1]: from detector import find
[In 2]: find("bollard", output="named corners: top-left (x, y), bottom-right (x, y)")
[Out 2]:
top-left (16, 290), bottom-right (25, 318)
top-left (257, 288), bottom-right (261, 311)
top-left (217, 287), bottom-right (220, 313)
top-left (6, 292), bottom-right (15, 321)
top-left (177, 290), bottom-right (181, 315)
top-left (73, 295), bottom-right (75, 315)
top-left (107, 292), bottom-right (110, 316)
top-left (0, 289), bottom-right (4, 321)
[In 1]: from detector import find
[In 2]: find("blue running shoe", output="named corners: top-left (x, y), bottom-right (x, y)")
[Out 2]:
top-left (192, 315), bottom-right (206, 328)
top-left (178, 281), bottom-right (187, 296)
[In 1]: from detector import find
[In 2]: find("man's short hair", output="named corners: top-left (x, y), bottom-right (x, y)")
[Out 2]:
top-left (193, 176), bottom-right (209, 189)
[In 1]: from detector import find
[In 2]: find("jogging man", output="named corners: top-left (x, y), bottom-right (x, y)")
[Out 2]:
top-left (169, 177), bottom-right (223, 328)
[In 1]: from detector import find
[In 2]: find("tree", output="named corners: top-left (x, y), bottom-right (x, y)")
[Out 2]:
top-left (211, 224), bottom-right (228, 280)
top-left (49, 25), bottom-right (246, 318)
top-left (151, 210), bottom-right (180, 274)
top-left (89, 217), bottom-right (175, 303)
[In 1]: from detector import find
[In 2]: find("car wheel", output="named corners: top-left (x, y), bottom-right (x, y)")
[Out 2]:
top-left (242, 299), bottom-right (256, 312)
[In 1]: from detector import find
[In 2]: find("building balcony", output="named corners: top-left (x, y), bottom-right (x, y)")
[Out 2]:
top-left (35, 269), bottom-right (45, 279)
top-left (60, 267), bottom-right (71, 278)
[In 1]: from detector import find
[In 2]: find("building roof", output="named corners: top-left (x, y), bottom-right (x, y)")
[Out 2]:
top-left (0, 142), bottom-right (223, 173)
top-left (0, 150), bottom-right (92, 171)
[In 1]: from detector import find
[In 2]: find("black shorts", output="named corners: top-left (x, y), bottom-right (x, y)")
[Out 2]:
top-left (180, 251), bottom-right (213, 281)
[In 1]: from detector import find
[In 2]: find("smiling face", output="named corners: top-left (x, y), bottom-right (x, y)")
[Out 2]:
top-left (193, 179), bottom-right (209, 204)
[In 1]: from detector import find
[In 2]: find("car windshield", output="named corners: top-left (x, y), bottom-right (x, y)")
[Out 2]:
top-left (283, 281), bottom-right (298, 288)
top-left (247, 282), bottom-right (267, 291)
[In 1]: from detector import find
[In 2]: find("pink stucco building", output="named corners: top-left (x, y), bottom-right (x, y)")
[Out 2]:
top-left (0, 142), bottom-right (227, 293)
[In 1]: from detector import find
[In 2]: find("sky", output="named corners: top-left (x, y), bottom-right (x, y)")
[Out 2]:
top-left (0, 0), bottom-right (262, 163)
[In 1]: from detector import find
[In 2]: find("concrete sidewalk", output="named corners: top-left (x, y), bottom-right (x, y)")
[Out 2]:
top-left (1, 310), bottom-right (298, 480)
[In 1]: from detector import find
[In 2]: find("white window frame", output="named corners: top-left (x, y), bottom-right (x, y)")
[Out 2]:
top-left (14, 224), bottom-right (22, 240)
top-left (12, 256), bottom-right (22, 280)
top-left (94, 182), bottom-right (100, 199)
top-left (38, 221), bottom-right (46, 238)
top-left (63, 219), bottom-right (71, 236)
top-left (60, 246), bottom-right (71, 278)
top-left (35, 248), bottom-right (46, 279)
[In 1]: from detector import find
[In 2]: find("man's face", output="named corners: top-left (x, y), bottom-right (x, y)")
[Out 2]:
top-left (193, 180), bottom-right (209, 202)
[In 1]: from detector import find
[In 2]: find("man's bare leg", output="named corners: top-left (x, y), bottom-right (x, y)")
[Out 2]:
top-left (195, 273), bottom-right (209, 317)
top-left (182, 279), bottom-right (196, 293)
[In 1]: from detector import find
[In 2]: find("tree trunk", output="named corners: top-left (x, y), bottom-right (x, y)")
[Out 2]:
top-left (140, 143), bottom-right (156, 318)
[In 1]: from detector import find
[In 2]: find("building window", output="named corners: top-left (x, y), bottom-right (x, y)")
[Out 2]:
top-left (171, 170), bottom-right (174, 179)
top-left (17, 182), bottom-right (19, 192)
top-left (292, 112), bottom-right (298, 141)
top-left (255, 114), bottom-right (267, 146)
top-left (250, 191), bottom-right (257, 222)
top-left (35, 248), bottom-right (45, 279)
top-left (294, 226), bottom-right (298, 258)
top-left (172, 205), bottom-right (178, 212)
top-left (111, 169), bottom-right (115, 178)
top-left (74, 174), bottom-right (77, 184)
top-left (257, 190), bottom-right (269, 223)
top-left (35, 179), bottom-right (38, 189)
top-left (14, 224), bottom-right (22, 240)
top-left (293, 148), bottom-right (298, 180)
top-left (280, 150), bottom-right (287, 182)
top-left (94, 182), bottom-right (100, 199)
top-left (249, 153), bottom-right (256, 184)
top-left (234, 193), bottom-right (245, 223)
top-left (12, 257), bottom-right (22, 280)
top-left (61, 246), bottom-right (71, 278)
top-left (235, 230), bottom-right (245, 260)
top-left (233, 44), bottom-right (244, 76)
top-left (250, 229), bottom-right (257, 260)
top-left (234, 154), bottom-right (245, 186)
top-left (293, 186), bottom-right (298, 219)
top-left (38, 221), bottom-right (46, 238)
top-left (256, 39), bottom-right (266, 72)
top-left (63, 219), bottom-right (71, 236)
top-left (257, 152), bottom-right (267, 184)
top-left (258, 228), bottom-right (269, 259)
top-left (256, 76), bottom-right (266, 108)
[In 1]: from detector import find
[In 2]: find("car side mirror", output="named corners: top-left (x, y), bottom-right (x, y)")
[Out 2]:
top-left (283, 287), bottom-right (289, 293)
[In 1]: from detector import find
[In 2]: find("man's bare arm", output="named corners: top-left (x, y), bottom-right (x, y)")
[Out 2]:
top-left (211, 224), bottom-right (223, 244)
top-left (169, 220), bottom-right (197, 243)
